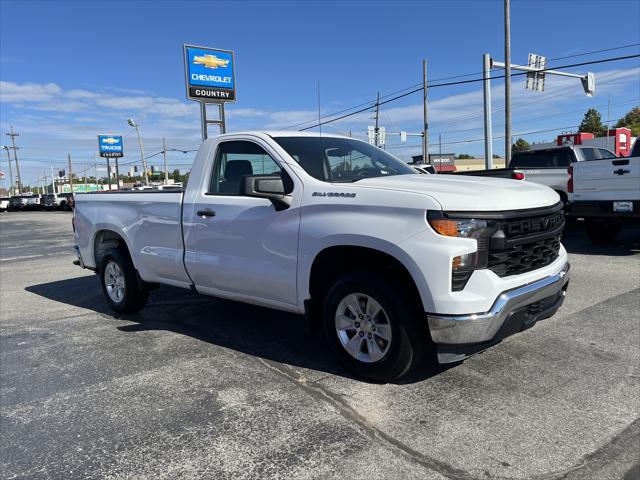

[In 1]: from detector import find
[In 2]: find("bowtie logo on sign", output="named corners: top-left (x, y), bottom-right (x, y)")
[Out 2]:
top-left (184, 45), bottom-right (236, 102)
top-left (97, 135), bottom-right (123, 158)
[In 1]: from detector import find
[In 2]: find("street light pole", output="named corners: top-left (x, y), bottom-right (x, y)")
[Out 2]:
top-left (128, 118), bottom-right (149, 186)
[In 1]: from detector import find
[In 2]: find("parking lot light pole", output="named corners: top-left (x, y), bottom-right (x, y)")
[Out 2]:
top-left (127, 118), bottom-right (149, 186)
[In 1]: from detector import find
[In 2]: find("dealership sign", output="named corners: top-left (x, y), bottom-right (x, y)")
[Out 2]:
top-left (98, 135), bottom-right (123, 158)
top-left (184, 45), bottom-right (236, 102)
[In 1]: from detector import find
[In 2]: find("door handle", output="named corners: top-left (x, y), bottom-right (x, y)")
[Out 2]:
top-left (197, 209), bottom-right (216, 218)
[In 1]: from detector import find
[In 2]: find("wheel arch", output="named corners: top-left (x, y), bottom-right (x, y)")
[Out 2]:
top-left (92, 228), bottom-right (135, 272)
top-left (304, 244), bottom-right (431, 331)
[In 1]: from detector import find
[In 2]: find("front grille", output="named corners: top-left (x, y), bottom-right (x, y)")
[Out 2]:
top-left (487, 208), bottom-right (564, 278)
top-left (488, 235), bottom-right (561, 277)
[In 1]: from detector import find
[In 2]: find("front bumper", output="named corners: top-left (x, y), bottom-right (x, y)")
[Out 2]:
top-left (428, 262), bottom-right (570, 363)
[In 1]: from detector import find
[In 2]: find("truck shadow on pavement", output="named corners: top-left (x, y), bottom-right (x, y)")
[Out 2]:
top-left (561, 221), bottom-right (640, 256)
top-left (26, 276), bottom-right (451, 384)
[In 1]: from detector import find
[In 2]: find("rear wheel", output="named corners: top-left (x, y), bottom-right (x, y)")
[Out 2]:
top-left (323, 272), bottom-right (426, 382)
top-left (585, 219), bottom-right (622, 244)
top-left (100, 248), bottom-right (148, 313)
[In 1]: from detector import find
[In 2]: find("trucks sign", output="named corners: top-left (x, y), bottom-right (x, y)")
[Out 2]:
top-left (98, 135), bottom-right (123, 158)
top-left (184, 45), bottom-right (236, 102)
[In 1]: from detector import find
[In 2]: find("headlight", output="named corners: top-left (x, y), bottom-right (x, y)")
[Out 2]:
top-left (427, 212), bottom-right (498, 291)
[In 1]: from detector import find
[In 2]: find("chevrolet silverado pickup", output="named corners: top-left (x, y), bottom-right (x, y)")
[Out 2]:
top-left (568, 138), bottom-right (640, 243)
top-left (73, 132), bottom-right (570, 381)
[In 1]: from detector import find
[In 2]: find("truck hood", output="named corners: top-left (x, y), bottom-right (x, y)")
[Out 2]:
top-left (353, 174), bottom-right (560, 211)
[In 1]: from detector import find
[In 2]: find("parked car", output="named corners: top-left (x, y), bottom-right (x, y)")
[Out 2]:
top-left (57, 192), bottom-right (74, 210)
top-left (568, 139), bottom-right (640, 243)
top-left (74, 132), bottom-right (569, 381)
top-left (8, 195), bottom-right (30, 211)
top-left (0, 197), bottom-right (9, 212)
top-left (25, 195), bottom-right (43, 210)
top-left (42, 193), bottom-right (73, 210)
top-left (451, 145), bottom-right (618, 206)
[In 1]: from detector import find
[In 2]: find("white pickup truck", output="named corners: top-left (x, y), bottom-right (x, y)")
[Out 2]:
top-left (568, 138), bottom-right (640, 243)
top-left (74, 132), bottom-right (570, 381)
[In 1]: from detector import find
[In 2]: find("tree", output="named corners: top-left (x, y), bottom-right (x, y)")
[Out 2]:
top-left (579, 108), bottom-right (605, 136)
top-left (456, 153), bottom-right (475, 159)
top-left (615, 107), bottom-right (640, 137)
top-left (171, 169), bottom-right (181, 182)
top-left (512, 138), bottom-right (530, 153)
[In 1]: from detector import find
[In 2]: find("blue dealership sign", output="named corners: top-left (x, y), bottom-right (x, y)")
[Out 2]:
top-left (97, 134), bottom-right (123, 158)
top-left (184, 45), bottom-right (236, 102)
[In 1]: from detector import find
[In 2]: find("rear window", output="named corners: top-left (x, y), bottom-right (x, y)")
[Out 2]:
top-left (510, 149), bottom-right (574, 168)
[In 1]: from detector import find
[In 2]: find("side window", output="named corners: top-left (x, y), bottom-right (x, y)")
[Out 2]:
top-left (581, 148), bottom-right (598, 161)
top-left (597, 148), bottom-right (616, 159)
top-left (208, 141), bottom-right (281, 195)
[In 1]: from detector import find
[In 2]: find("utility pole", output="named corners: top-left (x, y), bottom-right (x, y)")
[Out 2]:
top-left (504, 0), bottom-right (512, 166)
top-left (162, 137), bottom-right (169, 185)
top-left (438, 133), bottom-right (442, 171)
top-left (482, 54), bottom-right (494, 169)
top-left (374, 92), bottom-right (380, 147)
top-left (423, 59), bottom-right (429, 164)
top-left (606, 97), bottom-right (611, 151)
top-left (68, 153), bottom-right (74, 193)
top-left (2, 145), bottom-right (15, 196)
top-left (50, 165), bottom-right (55, 195)
top-left (6, 126), bottom-right (22, 193)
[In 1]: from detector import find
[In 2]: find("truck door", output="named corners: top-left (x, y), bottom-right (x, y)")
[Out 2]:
top-left (182, 139), bottom-right (301, 309)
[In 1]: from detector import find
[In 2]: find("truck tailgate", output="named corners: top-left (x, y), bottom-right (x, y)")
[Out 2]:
top-left (573, 157), bottom-right (640, 201)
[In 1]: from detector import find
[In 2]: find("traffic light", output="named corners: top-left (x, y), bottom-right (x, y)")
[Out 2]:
top-left (58, 169), bottom-right (65, 178)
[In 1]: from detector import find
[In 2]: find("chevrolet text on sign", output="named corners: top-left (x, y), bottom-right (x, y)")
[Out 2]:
top-left (184, 45), bottom-right (236, 102)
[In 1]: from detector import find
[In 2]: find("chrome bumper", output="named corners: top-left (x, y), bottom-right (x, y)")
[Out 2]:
top-left (428, 262), bottom-right (570, 353)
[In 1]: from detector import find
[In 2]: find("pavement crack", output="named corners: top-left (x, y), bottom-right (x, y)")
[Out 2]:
top-left (254, 357), bottom-right (474, 480)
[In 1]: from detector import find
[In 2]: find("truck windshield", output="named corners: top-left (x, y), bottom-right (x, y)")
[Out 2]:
top-left (272, 136), bottom-right (415, 182)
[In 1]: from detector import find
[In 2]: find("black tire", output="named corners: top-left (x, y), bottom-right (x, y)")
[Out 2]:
top-left (323, 272), bottom-right (427, 382)
top-left (60, 201), bottom-right (68, 211)
top-left (99, 248), bottom-right (148, 313)
top-left (585, 219), bottom-right (621, 244)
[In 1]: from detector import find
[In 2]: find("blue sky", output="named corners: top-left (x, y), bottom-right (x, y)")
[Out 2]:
top-left (1, 0), bottom-right (639, 185)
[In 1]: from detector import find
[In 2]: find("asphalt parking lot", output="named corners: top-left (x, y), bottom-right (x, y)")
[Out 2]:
top-left (1, 211), bottom-right (639, 480)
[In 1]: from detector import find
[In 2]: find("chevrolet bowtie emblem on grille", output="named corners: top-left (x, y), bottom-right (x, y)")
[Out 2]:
top-left (102, 137), bottom-right (119, 144)
top-left (193, 54), bottom-right (230, 69)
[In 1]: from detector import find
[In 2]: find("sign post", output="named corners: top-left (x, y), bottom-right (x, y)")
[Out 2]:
top-left (184, 44), bottom-right (236, 140)
top-left (97, 134), bottom-right (123, 190)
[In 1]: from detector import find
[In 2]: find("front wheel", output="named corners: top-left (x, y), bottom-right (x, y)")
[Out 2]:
top-left (100, 249), bottom-right (148, 313)
top-left (584, 219), bottom-right (621, 244)
top-left (323, 272), bottom-right (426, 382)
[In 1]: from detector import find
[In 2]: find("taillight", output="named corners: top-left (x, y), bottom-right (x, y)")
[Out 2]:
top-left (567, 166), bottom-right (573, 193)
top-left (511, 172), bottom-right (525, 180)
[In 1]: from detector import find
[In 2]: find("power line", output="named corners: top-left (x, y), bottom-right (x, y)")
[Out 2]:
top-left (386, 117), bottom-right (624, 150)
top-left (283, 43), bottom-right (639, 130)
top-left (298, 54), bottom-right (639, 132)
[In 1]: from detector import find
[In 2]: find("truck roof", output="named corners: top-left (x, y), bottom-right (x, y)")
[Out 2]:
top-left (209, 130), bottom-right (353, 140)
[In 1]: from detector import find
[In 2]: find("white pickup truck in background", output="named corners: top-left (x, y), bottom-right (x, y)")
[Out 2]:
top-left (73, 132), bottom-right (570, 381)
top-left (568, 138), bottom-right (640, 243)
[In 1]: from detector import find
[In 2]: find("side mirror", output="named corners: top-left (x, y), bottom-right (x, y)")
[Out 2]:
top-left (242, 174), bottom-right (292, 211)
